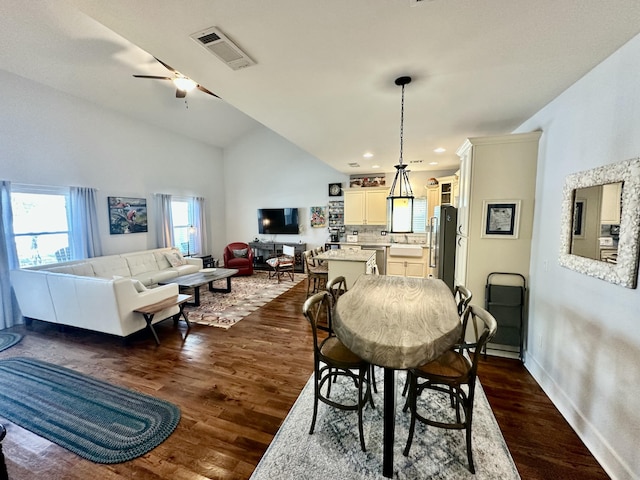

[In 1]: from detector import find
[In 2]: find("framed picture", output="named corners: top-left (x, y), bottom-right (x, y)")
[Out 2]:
top-left (310, 206), bottom-right (326, 228)
top-left (349, 174), bottom-right (386, 188)
top-left (481, 200), bottom-right (521, 239)
top-left (108, 196), bottom-right (148, 234)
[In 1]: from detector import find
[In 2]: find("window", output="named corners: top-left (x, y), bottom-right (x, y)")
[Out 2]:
top-left (412, 197), bottom-right (427, 234)
top-left (11, 186), bottom-right (70, 267)
top-left (171, 198), bottom-right (195, 255)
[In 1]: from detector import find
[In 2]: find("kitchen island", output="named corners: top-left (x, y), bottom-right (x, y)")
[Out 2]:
top-left (315, 248), bottom-right (377, 289)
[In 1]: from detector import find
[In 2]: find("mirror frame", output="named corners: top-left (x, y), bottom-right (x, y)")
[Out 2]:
top-left (559, 157), bottom-right (640, 288)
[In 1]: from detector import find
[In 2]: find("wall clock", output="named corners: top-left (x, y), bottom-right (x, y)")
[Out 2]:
top-left (328, 183), bottom-right (342, 197)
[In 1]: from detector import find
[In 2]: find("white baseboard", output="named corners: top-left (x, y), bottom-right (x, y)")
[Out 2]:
top-left (524, 353), bottom-right (634, 480)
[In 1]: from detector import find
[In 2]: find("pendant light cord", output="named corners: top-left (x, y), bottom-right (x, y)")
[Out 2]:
top-left (399, 83), bottom-right (405, 166)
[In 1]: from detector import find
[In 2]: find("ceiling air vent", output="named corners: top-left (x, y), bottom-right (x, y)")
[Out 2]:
top-left (190, 26), bottom-right (255, 71)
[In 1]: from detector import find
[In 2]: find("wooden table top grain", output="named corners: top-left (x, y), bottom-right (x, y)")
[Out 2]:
top-left (334, 275), bottom-right (461, 369)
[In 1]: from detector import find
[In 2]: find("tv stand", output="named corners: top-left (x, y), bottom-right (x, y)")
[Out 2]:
top-left (248, 242), bottom-right (306, 273)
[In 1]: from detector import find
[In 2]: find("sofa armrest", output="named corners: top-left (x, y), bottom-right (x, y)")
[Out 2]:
top-left (185, 257), bottom-right (203, 269)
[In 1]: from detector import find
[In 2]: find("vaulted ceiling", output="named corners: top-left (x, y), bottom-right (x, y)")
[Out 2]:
top-left (2, 1), bottom-right (640, 173)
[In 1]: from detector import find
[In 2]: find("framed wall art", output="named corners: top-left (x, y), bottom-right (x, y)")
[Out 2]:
top-left (108, 196), bottom-right (148, 234)
top-left (310, 206), bottom-right (326, 228)
top-left (481, 200), bottom-right (521, 239)
top-left (349, 174), bottom-right (386, 188)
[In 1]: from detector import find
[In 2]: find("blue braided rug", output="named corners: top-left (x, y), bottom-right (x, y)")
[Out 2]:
top-left (0, 357), bottom-right (180, 463)
top-left (0, 332), bottom-right (22, 352)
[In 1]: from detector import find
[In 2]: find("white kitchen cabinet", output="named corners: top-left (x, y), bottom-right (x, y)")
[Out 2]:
top-left (600, 182), bottom-right (622, 224)
top-left (426, 184), bottom-right (440, 221)
top-left (455, 132), bottom-right (541, 357)
top-left (344, 188), bottom-right (388, 225)
top-left (437, 174), bottom-right (459, 207)
top-left (386, 246), bottom-right (428, 278)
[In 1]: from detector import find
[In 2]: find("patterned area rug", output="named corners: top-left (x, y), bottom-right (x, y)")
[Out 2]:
top-left (250, 369), bottom-right (520, 480)
top-left (184, 271), bottom-right (306, 329)
top-left (0, 332), bottom-right (22, 352)
top-left (0, 357), bottom-right (180, 464)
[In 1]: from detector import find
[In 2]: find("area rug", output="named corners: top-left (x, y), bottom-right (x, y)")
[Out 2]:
top-left (250, 369), bottom-right (520, 480)
top-left (0, 332), bottom-right (22, 352)
top-left (0, 357), bottom-right (180, 464)
top-left (184, 271), bottom-right (306, 329)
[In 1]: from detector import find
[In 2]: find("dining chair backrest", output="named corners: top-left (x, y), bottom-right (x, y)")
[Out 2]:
top-left (454, 285), bottom-right (473, 317)
top-left (283, 244), bottom-right (296, 257)
top-left (326, 276), bottom-right (348, 307)
top-left (459, 304), bottom-right (498, 376)
top-left (302, 291), bottom-right (333, 346)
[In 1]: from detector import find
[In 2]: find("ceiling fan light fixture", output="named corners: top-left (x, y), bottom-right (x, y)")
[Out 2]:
top-left (173, 76), bottom-right (198, 92)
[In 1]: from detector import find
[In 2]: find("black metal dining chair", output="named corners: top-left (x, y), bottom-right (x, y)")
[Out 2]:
top-left (302, 291), bottom-right (373, 451)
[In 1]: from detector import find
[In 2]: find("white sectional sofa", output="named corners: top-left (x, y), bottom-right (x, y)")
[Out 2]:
top-left (10, 247), bottom-right (202, 338)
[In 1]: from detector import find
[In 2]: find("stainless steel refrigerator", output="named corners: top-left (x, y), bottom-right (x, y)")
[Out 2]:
top-left (429, 205), bottom-right (457, 292)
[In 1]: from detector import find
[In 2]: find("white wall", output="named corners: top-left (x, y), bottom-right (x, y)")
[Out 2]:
top-left (223, 126), bottom-right (349, 250)
top-left (516, 34), bottom-right (640, 479)
top-left (0, 69), bottom-right (226, 257)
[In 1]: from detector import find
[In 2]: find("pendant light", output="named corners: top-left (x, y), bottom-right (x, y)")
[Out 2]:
top-left (387, 76), bottom-right (414, 233)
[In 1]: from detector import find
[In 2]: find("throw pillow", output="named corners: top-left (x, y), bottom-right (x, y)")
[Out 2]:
top-left (232, 248), bottom-right (248, 258)
top-left (165, 251), bottom-right (186, 267)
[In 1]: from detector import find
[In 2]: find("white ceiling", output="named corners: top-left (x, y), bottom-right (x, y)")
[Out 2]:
top-left (2, 0), bottom-right (640, 174)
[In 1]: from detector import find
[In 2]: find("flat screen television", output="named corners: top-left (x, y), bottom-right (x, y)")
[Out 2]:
top-left (257, 208), bottom-right (299, 234)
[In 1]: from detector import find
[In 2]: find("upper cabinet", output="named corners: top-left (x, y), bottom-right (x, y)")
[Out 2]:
top-left (344, 187), bottom-right (388, 225)
top-left (426, 174), bottom-right (459, 221)
top-left (600, 182), bottom-right (622, 225)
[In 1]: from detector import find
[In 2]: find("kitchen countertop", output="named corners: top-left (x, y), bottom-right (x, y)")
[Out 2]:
top-left (315, 249), bottom-right (376, 262)
top-left (327, 242), bottom-right (429, 248)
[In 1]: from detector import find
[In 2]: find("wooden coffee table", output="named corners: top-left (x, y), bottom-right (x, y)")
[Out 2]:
top-left (158, 268), bottom-right (239, 306)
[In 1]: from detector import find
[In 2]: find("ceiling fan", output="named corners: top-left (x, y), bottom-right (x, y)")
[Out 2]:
top-left (133, 57), bottom-right (219, 99)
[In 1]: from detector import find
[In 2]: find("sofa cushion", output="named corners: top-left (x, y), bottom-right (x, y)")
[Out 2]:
top-left (126, 253), bottom-right (159, 276)
top-left (91, 257), bottom-right (131, 278)
top-left (71, 263), bottom-right (96, 277)
top-left (154, 251), bottom-right (172, 269)
top-left (47, 265), bottom-right (76, 275)
top-left (131, 279), bottom-right (147, 292)
top-left (164, 251), bottom-right (186, 267)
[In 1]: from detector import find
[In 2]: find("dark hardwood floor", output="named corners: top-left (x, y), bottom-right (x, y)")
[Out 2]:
top-left (0, 280), bottom-right (609, 479)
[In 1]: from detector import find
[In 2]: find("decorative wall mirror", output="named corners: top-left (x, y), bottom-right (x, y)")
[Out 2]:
top-left (559, 157), bottom-right (640, 288)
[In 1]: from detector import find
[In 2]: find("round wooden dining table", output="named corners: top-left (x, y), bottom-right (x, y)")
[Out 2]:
top-left (334, 274), bottom-right (462, 478)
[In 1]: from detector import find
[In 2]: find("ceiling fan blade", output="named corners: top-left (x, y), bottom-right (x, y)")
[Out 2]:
top-left (197, 84), bottom-right (220, 99)
top-left (176, 89), bottom-right (187, 98)
top-left (133, 75), bottom-right (173, 80)
top-left (154, 57), bottom-right (178, 74)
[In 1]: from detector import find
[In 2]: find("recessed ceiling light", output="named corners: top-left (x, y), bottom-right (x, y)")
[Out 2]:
top-left (371, 164), bottom-right (380, 169)
top-left (434, 147), bottom-right (446, 153)
top-left (429, 161), bottom-right (439, 165)
top-left (363, 152), bottom-right (374, 158)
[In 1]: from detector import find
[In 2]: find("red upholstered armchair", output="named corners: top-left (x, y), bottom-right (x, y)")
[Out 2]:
top-left (223, 242), bottom-right (254, 276)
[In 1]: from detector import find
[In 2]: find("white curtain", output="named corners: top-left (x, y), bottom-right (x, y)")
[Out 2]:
top-left (0, 181), bottom-right (23, 328)
top-left (69, 187), bottom-right (103, 259)
top-left (156, 194), bottom-right (174, 248)
top-left (194, 196), bottom-right (208, 255)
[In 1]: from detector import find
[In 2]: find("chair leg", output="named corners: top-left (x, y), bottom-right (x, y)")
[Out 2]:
top-left (403, 373), bottom-right (417, 457)
top-left (310, 370), bottom-right (320, 435)
top-left (357, 367), bottom-right (366, 452)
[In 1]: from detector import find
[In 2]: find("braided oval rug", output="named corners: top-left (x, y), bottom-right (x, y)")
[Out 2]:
top-left (0, 357), bottom-right (180, 463)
